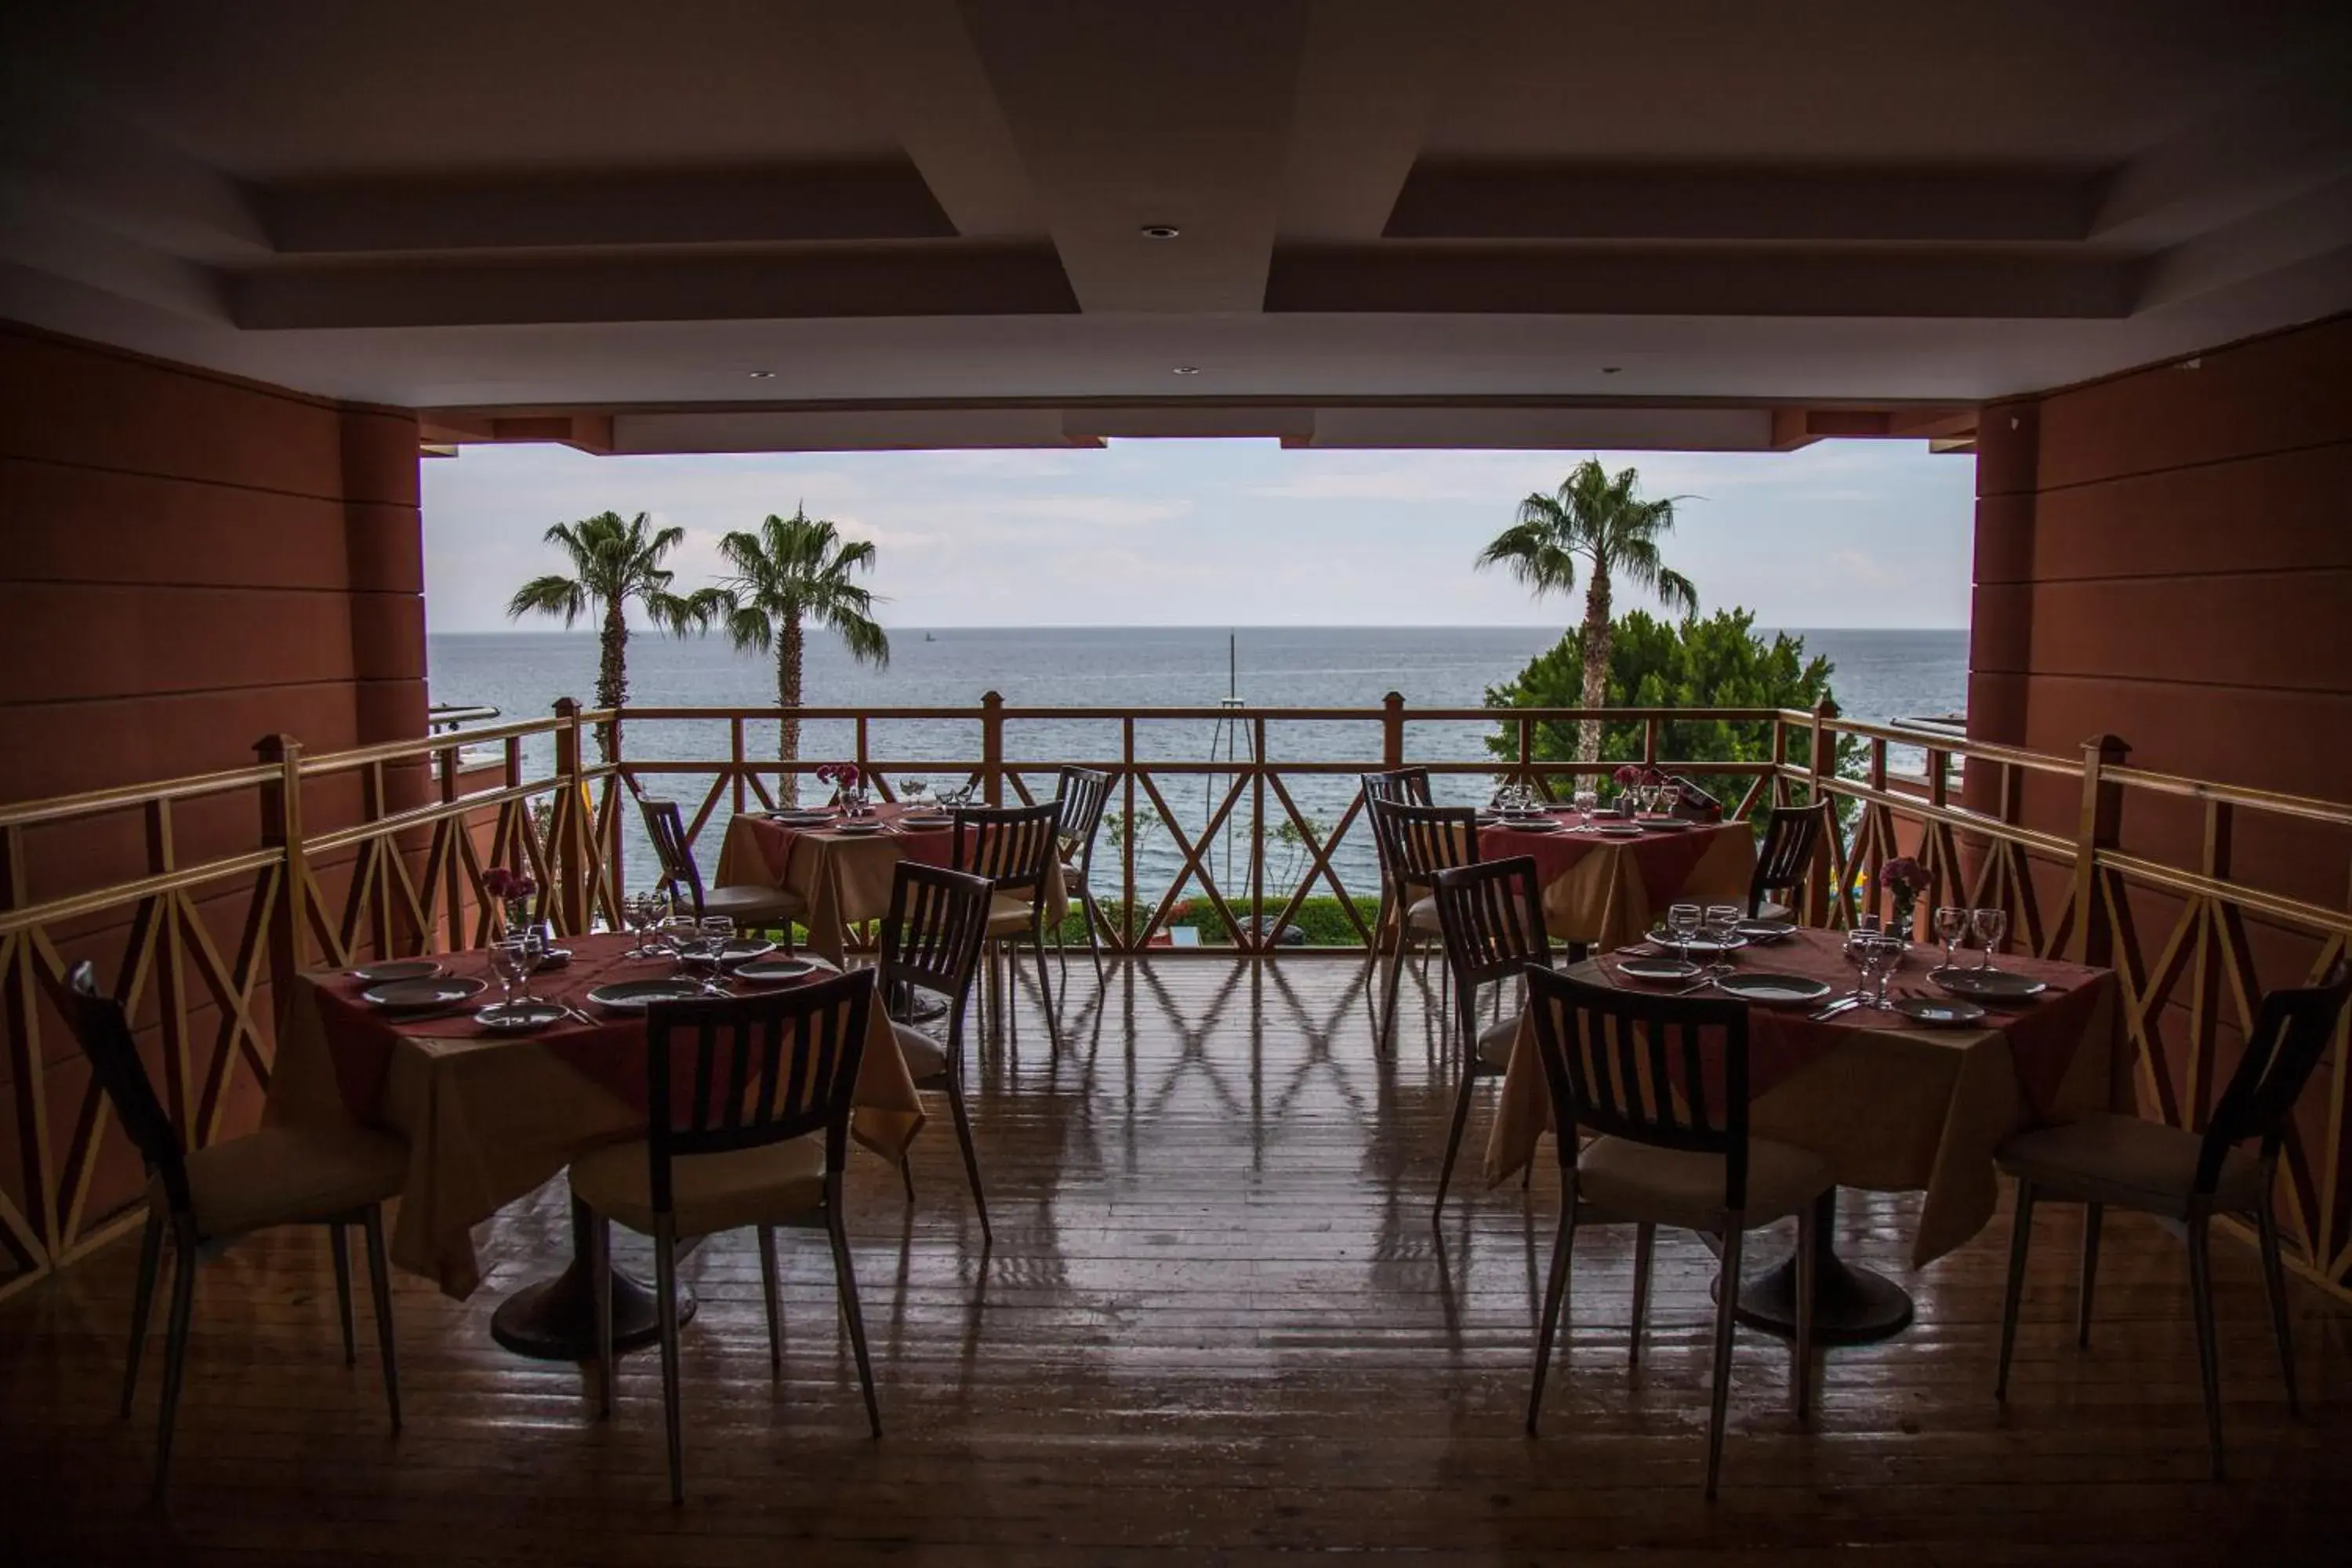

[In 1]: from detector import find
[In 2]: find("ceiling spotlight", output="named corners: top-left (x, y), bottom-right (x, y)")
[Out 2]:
top-left (1140, 223), bottom-right (1181, 240)
top-left (1172, 365), bottom-right (1200, 376)
top-left (1600, 365), bottom-right (1623, 375)
top-left (747, 370), bottom-right (775, 379)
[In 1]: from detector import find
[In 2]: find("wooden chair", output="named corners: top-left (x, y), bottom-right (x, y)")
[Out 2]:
top-left (573, 967), bottom-right (881, 1504)
top-left (1748, 800), bottom-right (1830, 919)
top-left (1522, 964), bottom-right (1832, 1497)
top-left (639, 797), bottom-right (805, 940)
top-left (1428, 856), bottom-right (1553, 1218)
top-left (1367, 797), bottom-right (1479, 1052)
top-left (1358, 768), bottom-right (1434, 996)
top-left (1993, 958), bottom-right (2352, 1478)
top-left (952, 801), bottom-right (1064, 1048)
top-left (1051, 766), bottom-right (1114, 983)
top-left (64, 961), bottom-right (406, 1500)
top-left (879, 861), bottom-right (996, 1240)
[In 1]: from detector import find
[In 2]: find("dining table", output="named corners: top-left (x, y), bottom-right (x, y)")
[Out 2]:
top-left (264, 932), bottom-right (925, 1359)
top-left (715, 800), bottom-right (1069, 964)
top-left (1483, 925), bottom-right (2127, 1342)
top-left (1475, 811), bottom-right (1757, 950)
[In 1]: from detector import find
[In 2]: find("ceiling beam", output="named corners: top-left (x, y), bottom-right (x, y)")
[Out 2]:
top-left (1385, 164), bottom-right (2096, 243)
top-left (1265, 246), bottom-right (2133, 318)
top-left (227, 246), bottom-right (1079, 329)
top-left (260, 163), bottom-right (956, 253)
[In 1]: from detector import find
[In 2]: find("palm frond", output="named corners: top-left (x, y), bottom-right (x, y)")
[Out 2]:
top-left (506, 574), bottom-right (586, 626)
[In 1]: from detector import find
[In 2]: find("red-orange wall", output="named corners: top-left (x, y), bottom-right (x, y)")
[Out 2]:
top-left (0, 322), bottom-right (425, 1272)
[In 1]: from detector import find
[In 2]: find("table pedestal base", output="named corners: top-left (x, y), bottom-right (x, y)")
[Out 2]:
top-left (1725, 1190), bottom-right (1915, 1346)
top-left (489, 1196), bottom-right (697, 1361)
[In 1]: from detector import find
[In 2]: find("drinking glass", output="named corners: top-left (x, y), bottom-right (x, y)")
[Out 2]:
top-left (1843, 931), bottom-right (1881, 1004)
top-left (903, 780), bottom-right (931, 810)
top-left (1934, 905), bottom-right (1968, 971)
top-left (1972, 907), bottom-right (2009, 970)
top-left (488, 936), bottom-right (531, 1011)
top-left (656, 913), bottom-right (696, 969)
top-left (1571, 786), bottom-right (1598, 828)
top-left (514, 924), bottom-right (546, 1003)
top-left (1657, 783), bottom-right (1682, 817)
top-left (696, 915), bottom-right (736, 991)
top-left (1864, 931), bottom-right (1904, 1004)
top-left (1705, 902), bottom-right (1742, 942)
top-left (1666, 902), bottom-right (1701, 960)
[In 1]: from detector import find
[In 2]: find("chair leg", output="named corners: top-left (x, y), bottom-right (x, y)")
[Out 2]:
top-left (1629, 1222), bottom-right (1656, 1366)
top-left (1363, 888), bottom-right (1393, 1026)
top-left (1994, 1178), bottom-right (2036, 1401)
top-left (1704, 1223), bottom-right (1746, 1501)
top-left (826, 1212), bottom-right (883, 1439)
top-left (2076, 1201), bottom-right (2103, 1349)
top-left (944, 1073), bottom-right (992, 1244)
top-left (2255, 1191), bottom-right (2299, 1417)
top-left (1080, 884), bottom-right (1105, 983)
top-left (1030, 925), bottom-right (1060, 1050)
top-left (591, 1213), bottom-right (615, 1417)
top-left (361, 1205), bottom-right (401, 1432)
top-left (898, 1156), bottom-right (916, 1204)
top-left (654, 1217), bottom-right (685, 1504)
top-left (1432, 1054), bottom-right (1481, 1221)
top-left (2184, 1215), bottom-right (2226, 1480)
top-left (1793, 1205), bottom-right (1817, 1423)
top-left (154, 1221), bottom-right (198, 1503)
top-left (757, 1225), bottom-right (785, 1377)
top-left (329, 1220), bottom-right (357, 1366)
top-left (1526, 1174), bottom-right (1580, 1434)
top-left (121, 1209), bottom-right (163, 1417)
top-left (1379, 930), bottom-right (1407, 1060)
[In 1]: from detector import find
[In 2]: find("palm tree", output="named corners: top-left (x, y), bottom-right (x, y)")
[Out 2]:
top-left (1475, 459), bottom-right (1698, 764)
top-left (699, 504), bottom-right (889, 804)
top-left (506, 510), bottom-right (701, 760)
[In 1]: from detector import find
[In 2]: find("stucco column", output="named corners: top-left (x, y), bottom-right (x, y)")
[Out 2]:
top-left (339, 407), bottom-right (428, 803)
top-left (1963, 398), bottom-right (2038, 820)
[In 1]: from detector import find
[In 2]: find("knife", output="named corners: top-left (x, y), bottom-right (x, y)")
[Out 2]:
top-left (1808, 991), bottom-right (1866, 1021)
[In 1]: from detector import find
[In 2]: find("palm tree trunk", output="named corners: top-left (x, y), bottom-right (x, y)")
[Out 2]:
top-left (777, 608), bottom-right (804, 806)
top-left (594, 599), bottom-right (629, 764)
top-left (1576, 571), bottom-right (1613, 765)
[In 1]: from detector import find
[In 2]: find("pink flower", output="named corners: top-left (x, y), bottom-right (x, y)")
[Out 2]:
top-left (1612, 764), bottom-right (1642, 786)
top-left (1880, 856), bottom-right (1928, 897)
top-left (484, 867), bottom-right (517, 898)
top-left (815, 763), bottom-right (861, 789)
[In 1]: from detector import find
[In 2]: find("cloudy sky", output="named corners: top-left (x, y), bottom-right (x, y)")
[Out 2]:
top-left (420, 438), bottom-right (1974, 633)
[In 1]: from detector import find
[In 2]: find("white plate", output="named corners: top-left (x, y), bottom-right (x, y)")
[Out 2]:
top-left (1497, 816), bottom-right (1562, 833)
top-left (735, 956), bottom-right (825, 985)
top-left (586, 978), bottom-right (706, 1011)
top-left (771, 811), bottom-right (833, 826)
top-left (1715, 972), bottom-right (1832, 1006)
top-left (352, 959), bottom-right (442, 984)
top-left (1593, 822), bottom-right (1645, 837)
top-left (1893, 994), bottom-right (1989, 1028)
top-left (1634, 815), bottom-right (1693, 831)
top-left (1929, 966), bottom-right (2049, 1001)
top-left (1647, 930), bottom-right (1748, 956)
top-left (831, 821), bottom-right (889, 835)
top-left (718, 938), bottom-right (776, 966)
top-left (900, 815), bottom-right (954, 830)
top-left (361, 975), bottom-right (485, 1009)
top-left (475, 1000), bottom-right (568, 1033)
top-left (1733, 919), bottom-right (1796, 942)
top-left (1615, 956), bottom-right (1701, 982)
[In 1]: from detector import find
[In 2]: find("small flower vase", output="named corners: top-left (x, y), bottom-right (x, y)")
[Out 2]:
top-left (1890, 896), bottom-right (1917, 942)
top-left (503, 896), bottom-right (534, 938)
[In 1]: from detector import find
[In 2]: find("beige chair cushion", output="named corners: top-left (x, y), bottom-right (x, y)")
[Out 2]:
top-left (702, 883), bottom-right (804, 921)
top-left (571, 1132), bottom-right (827, 1240)
top-left (1403, 894), bottom-right (1443, 934)
top-left (1754, 898), bottom-right (1794, 923)
top-left (1997, 1113), bottom-right (2267, 1219)
top-left (1574, 1134), bottom-right (1834, 1232)
top-left (891, 1019), bottom-right (947, 1081)
top-left (1476, 1012), bottom-right (1521, 1070)
top-left (164, 1126), bottom-right (407, 1239)
top-left (986, 891), bottom-right (1041, 937)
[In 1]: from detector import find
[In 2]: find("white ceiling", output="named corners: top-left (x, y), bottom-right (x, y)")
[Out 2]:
top-left (3, 0), bottom-right (2348, 451)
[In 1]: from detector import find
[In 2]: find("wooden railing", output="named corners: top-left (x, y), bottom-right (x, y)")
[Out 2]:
top-left (3, 695), bottom-right (2348, 1302)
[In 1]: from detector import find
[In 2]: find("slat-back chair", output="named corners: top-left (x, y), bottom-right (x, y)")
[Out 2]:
top-left (1523, 964), bottom-right (1832, 1497)
top-left (953, 800), bottom-right (1064, 1048)
top-left (638, 797), bottom-right (804, 939)
top-left (1429, 856), bottom-right (1553, 1216)
top-left (572, 968), bottom-right (880, 1504)
top-left (65, 962), bottom-right (405, 1500)
top-left (880, 862), bottom-right (997, 1239)
top-left (1369, 798), bottom-right (1479, 1051)
top-left (1748, 800), bottom-right (1830, 920)
top-left (1358, 767), bottom-right (1436, 992)
top-left (1051, 766), bottom-right (1114, 982)
top-left (1994, 957), bottom-right (2352, 1478)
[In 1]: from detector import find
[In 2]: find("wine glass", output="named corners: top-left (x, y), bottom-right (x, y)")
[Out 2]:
top-left (1843, 930), bottom-right (1881, 1004)
top-left (696, 915), bottom-right (736, 992)
top-left (1864, 931), bottom-right (1904, 1004)
top-left (1657, 783), bottom-right (1682, 818)
top-left (1705, 902), bottom-right (1742, 942)
top-left (1572, 786), bottom-right (1598, 829)
top-left (1935, 905), bottom-right (1968, 971)
top-left (1666, 902), bottom-right (1701, 963)
top-left (488, 935), bottom-right (532, 1012)
top-left (903, 779), bottom-right (931, 811)
top-left (656, 913), bottom-right (696, 970)
top-left (1972, 907), bottom-right (2009, 971)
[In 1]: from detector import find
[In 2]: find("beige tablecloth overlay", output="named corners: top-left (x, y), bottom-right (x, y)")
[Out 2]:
top-left (717, 804), bottom-right (1069, 964)
top-left (267, 935), bottom-right (924, 1298)
top-left (1482, 932), bottom-right (2125, 1268)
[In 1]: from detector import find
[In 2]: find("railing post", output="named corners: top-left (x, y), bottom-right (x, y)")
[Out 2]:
top-left (255, 734), bottom-right (311, 994)
top-left (1381, 691), bottom-right (1404, 771)
top-left (1250, 715), bottom-right (1267, 953)
top-left (1121, 715), bottom-right (1137, 953)
top-left (730, 717), bottom-right (747, 813)
top-left (1805, 700), bottom-right (1838, 927)
top-left (553, 699), bottom-right (588, 936)
top-left (982, 691), bottom-right (1005, 806)
top-left (2067, 734), bottom-right (2130, 966)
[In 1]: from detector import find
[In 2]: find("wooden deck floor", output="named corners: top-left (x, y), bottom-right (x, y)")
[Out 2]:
top-left (3, 956), bottom-right (2348, 1564)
